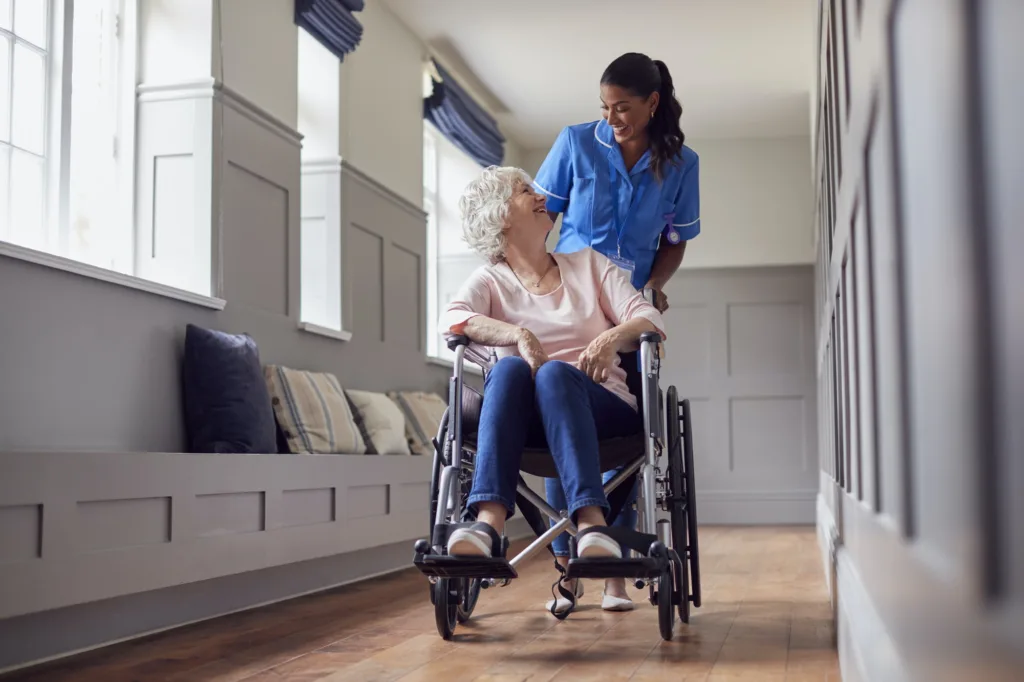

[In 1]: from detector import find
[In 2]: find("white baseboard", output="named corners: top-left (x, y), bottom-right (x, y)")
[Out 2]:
top-left (835, 547), bottom-right (909, 682)
top-left (698, 490), bottom-right (816, 525)
top-left (816, 493), bottom-right (837, 596)
top-left (817, 493), bottom-right (908, 682)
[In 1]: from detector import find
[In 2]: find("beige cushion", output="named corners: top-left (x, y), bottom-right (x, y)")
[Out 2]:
top-left (388, 391), bottom-right (447, 456)
top-left (264, 365), bottom-right (366, 454)
top-left (345, 390), bottom-right (411, 455)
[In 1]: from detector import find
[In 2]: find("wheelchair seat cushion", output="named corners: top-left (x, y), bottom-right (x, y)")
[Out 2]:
top-left (459, 384), bottom-right (646, 479)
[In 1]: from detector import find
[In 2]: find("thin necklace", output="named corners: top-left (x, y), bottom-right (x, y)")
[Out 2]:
top-left (509, 256), bottom-right (555, 289)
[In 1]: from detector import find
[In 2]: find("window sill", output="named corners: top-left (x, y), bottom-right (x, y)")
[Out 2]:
top-left (426, 355), bottom-right (484, 377)
top-left (298, 322), bottom-right (353, 343)
top-left (0, 242), bottom-right (226, 310)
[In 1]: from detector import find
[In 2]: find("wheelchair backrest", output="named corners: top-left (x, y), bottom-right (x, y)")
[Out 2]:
top-left (619, 350), bottom-right (645, 411)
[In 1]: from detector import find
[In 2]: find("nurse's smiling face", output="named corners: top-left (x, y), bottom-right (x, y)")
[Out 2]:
top-left (600, 84), bottom-right (659, 145)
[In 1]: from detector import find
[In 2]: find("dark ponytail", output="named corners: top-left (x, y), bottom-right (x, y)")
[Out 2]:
top-left (601, 53), bottom-right (685, 180)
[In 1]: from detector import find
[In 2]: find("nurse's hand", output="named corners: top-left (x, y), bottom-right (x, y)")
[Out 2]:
top-left (516, 328), bottom-right (549, 376)
top-left (648, 288), bottom-right (669, 313)
top-left (579, 333), bottom-right (618, 384)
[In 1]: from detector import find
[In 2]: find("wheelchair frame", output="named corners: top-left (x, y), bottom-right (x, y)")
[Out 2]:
top-left (414, 330), bottom-right (702, 641)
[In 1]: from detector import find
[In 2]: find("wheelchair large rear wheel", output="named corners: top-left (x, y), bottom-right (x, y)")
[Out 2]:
top-left (665, 387), bottom-right (695, 623)
top-left (434, 578), bottom-right (458, 640)
top-left (681, 397), bottom-right (702, 608)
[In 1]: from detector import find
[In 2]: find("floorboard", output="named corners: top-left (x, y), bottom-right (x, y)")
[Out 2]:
top-left (0, 527), bottom-right (840, 681)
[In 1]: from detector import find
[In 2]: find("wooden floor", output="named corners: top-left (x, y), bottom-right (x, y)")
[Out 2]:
top-left (3, 527), bottom-right (840, 682)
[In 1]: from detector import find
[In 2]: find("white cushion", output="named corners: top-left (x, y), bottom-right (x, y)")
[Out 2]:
top-left (345, 390), bottom-right (411, 455)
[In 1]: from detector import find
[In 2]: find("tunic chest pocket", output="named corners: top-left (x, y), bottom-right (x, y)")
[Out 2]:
top-left (570, 173), bottom-right (598, 243)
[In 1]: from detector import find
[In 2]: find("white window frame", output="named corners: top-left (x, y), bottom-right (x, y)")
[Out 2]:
top-left (423, 121), bottom-right (486, 374)
top-left (2, 0), bottom-right (136, 260)
top-left (0, 0), bottom-right (60, 249)
top-left (0, 1), bottom-right (217, 308)
top-left (423, 124), bottom-right (440, 359)
top-left (296, 26), bottom-right (349, 341)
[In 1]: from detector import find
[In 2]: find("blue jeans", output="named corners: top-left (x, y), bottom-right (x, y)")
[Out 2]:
top-left (547, 472), bottom-right (639, 557)
top-left (466, 358), bottom-right (641, 524)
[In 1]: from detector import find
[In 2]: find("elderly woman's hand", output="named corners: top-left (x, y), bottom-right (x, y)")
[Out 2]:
top-left (516, 328), bottom-right (549, 376)
top-left (578, 331), bottom-right (620, 384)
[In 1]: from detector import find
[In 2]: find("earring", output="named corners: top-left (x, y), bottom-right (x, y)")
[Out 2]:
top-left (650, 109), bottom-right (655, 119)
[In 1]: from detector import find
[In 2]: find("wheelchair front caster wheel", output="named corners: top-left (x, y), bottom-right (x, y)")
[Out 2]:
top-left (433, 577), bottom-right (458, 640)
top-left (657, 566), bottom-right (675, 641)
top-left (456, 578), bottom-right (481, 624)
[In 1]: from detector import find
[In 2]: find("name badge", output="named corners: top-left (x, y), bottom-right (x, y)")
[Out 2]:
top-left (608, 253), bottom-right (636, 276)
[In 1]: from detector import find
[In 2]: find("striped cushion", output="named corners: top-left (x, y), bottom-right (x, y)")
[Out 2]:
top-left (263, 365), bottom-right (366, 454)
top-left (388, 391), bottom-right (447, 456)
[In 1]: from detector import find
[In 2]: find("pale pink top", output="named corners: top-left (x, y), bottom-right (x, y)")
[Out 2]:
top-left (440, 248), bottom-right (667, 410)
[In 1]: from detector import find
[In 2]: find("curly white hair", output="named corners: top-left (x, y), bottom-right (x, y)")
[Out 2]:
top-left (458, 165), bottom-right (533, 264)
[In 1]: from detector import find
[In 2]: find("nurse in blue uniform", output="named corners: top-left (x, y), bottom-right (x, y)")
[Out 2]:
top-left (535, 52), bottom-right (700, 614)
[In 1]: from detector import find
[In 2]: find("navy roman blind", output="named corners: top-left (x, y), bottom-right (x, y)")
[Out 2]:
top-left (424, 59), bottom-right (505, 168)
top-left (295, 0), bottom-right (365, 61)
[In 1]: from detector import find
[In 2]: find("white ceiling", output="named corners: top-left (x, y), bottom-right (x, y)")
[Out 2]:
top-left (384, 0), bottom-right (817, 150)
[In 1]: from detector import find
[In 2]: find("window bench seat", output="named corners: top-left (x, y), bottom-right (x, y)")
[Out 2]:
top-left (0, 451), bottom-right (432, 622)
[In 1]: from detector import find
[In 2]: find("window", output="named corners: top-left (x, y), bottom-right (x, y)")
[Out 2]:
top-left (297, 28), bottom-right (344, 335)
top-left (0, 0), bottom-right (136, 273)
top-left (423, 121), bottom-right (486, 361)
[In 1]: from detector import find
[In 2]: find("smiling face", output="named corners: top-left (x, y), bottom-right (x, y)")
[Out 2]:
top-left (504, 180), bottom-right (552, 245)
top-left (600, 83), bottom-right (659, 145)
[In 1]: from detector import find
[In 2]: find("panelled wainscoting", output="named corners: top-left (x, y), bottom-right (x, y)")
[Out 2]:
top-left (661, 266), bottom-right (818, 525)
top-left (813, 0), bottom-right (1022, 680)
top-left (0, 453), bottom-right (431, 670)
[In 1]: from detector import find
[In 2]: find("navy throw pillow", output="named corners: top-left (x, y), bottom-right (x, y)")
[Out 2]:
top-left (182, 324), bottom-right (277, 454)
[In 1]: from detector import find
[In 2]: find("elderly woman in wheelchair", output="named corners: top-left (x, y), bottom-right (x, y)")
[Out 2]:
top-left (414, 166), bottom-right (701, 641)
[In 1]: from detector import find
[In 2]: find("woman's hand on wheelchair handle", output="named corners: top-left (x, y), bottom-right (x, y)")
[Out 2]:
top-left (516, 328), bottom-right (549, 376)
top-left (578, 332), bottom-right (619, 384)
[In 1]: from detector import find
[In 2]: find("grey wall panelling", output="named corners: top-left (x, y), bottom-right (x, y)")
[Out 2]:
top-left (813, 0), bottom-right (1023, 679)
top-left (660, 266), bottom-right (818, 525)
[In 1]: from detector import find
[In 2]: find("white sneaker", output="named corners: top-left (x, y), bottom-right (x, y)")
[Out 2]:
top-left (447, 523), bottom-right (498, 557)
top-left (577, 530), bottom-right (623, 559)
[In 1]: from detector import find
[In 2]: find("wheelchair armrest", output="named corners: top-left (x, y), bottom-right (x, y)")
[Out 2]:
top-left (446, 335), bottom-right (471, 351)
top-left (444, 334), bottom-right (495, 373)
top-left (639, 331), bottom-right (662, 346)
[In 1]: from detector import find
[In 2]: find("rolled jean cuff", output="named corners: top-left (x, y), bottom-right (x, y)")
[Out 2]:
top-left (552, 548), bottom-right (571, 557)
top-left (567, 496), bottom-right (609, 519)
top-left (467, 494), bottom-right (515, 519)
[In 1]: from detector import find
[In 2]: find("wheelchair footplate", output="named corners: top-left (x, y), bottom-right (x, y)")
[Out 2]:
top-left (564, 527), bottom-right (670, 581)
top-left (414, 552), bottom-right (518, 580)
top-left (566, 555), bottom-right (666, 581)
top-left (412, 525), bottom-right (518, 581)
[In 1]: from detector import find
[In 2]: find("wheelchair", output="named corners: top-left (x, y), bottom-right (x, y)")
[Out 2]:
top-left (413, 323), bottom-right (702, 641)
